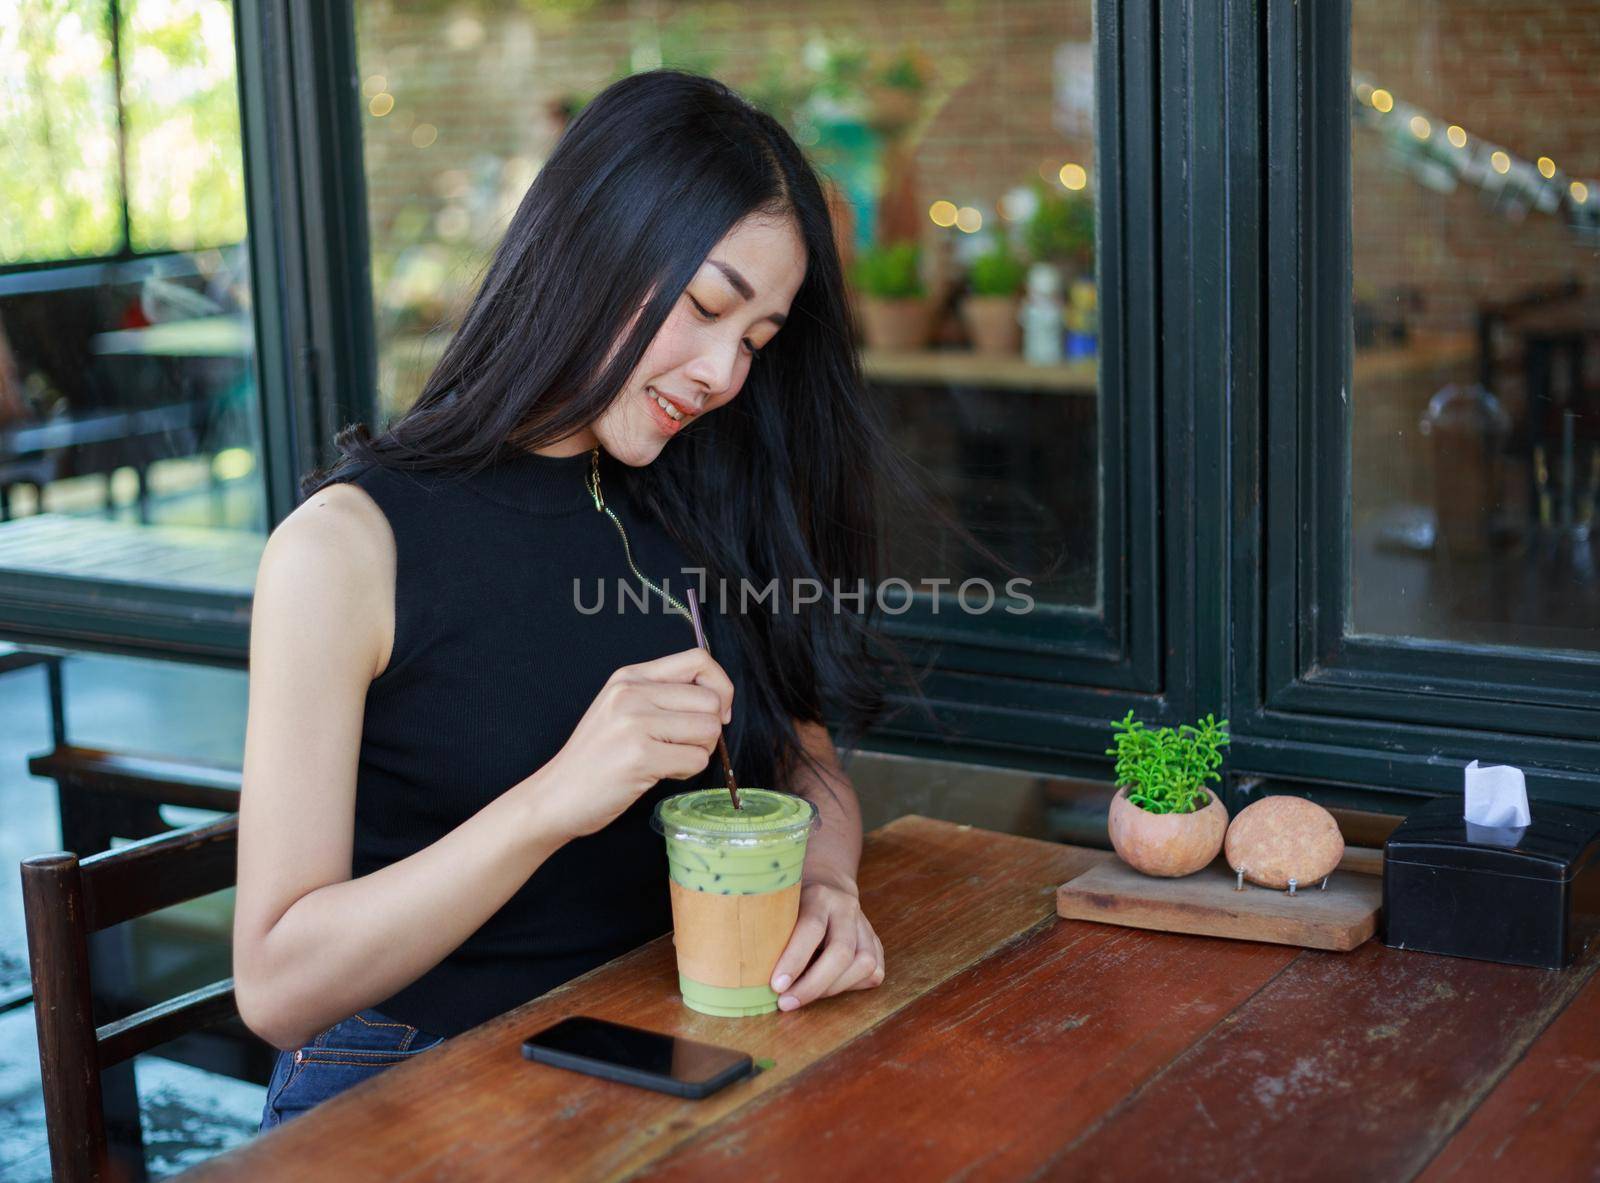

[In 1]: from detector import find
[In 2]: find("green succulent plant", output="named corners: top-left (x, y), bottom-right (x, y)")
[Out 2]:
top-left (851, 241), bottom-right (925, 298)
top-left (1106, 710), bottom-right (1230, 815)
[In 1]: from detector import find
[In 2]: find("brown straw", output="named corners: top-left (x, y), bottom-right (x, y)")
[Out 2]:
top-left (684, 587), bottom-right (741, 809)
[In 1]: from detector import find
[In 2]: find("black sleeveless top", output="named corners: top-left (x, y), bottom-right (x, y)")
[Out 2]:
top-left (330, 447), bottom-right (749, 1037)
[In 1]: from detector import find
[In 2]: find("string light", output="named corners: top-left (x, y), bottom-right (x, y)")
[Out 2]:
top-left (1059, 162), bottom-right (1088, 191)
top-left (928, 200), bottom-right (958, 228)
top-left (954, 206), bottom-right (982, 233)
top-left (369, 92), bottom-right (395, 117)
top-left (1356, 74), bottom-right (1593, 227)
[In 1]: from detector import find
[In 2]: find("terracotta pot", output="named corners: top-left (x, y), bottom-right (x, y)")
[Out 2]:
top-left (859, 296), bottom-right (932, 351)
top-left (1107, 785), bottom-right (1229, 878)
top-left (961, 294), bottom-right (1022, 356)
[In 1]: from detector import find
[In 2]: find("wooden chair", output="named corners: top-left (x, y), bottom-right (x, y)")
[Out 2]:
top-left (23, 813), bottom-right (243, 1183)
top-left (28, 744), bottom-right (242, 857)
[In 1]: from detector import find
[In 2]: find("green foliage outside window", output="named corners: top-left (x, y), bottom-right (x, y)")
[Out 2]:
top-left (0, 0), bottom-right (246, 266)
top-left (0, 0), bottom-right (122, 262)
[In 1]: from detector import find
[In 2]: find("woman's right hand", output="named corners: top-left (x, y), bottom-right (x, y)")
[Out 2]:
top-left (532, 647), bottom-right (735, 841)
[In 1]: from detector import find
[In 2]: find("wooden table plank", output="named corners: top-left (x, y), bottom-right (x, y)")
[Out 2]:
top-left (1419, 968), bottom-right (1600, 1181)
top-left (636, 919), bottom-right (1299, 1182)
top-left (1033, 941), bottom-right (1598, 1182)
top-left (184, 818), bottom-right (1108, 1182)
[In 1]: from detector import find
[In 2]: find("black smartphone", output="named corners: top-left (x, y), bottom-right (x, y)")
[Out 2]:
top-left (520, 1016), bottom-right (754, 1099)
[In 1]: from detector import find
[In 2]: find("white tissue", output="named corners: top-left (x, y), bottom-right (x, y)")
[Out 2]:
top-left (1463, 760), bottom-right (1531, 828)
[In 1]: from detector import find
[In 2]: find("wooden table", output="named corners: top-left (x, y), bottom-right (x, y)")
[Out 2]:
top-left (184, 817), bottom-right (1600, 1182)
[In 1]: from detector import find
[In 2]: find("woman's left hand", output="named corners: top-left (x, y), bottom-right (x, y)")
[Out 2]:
top-left (769, 873), bottom-right (885, 1011)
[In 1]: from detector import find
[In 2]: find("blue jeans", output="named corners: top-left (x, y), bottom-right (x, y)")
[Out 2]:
top-left (258, 1007), bottom-right (447, 1131)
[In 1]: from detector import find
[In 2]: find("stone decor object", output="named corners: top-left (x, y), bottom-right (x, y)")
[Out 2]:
top-left (1225, 796), bottom-right (1344, 891)
top-left (1107, 786), bottom-right (1230, 878)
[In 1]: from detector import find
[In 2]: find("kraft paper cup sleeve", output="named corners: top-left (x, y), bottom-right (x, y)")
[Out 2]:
top-left (669, 880), bottom-right (803, 988)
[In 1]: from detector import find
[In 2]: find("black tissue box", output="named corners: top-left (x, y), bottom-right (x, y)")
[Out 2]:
top-left (1383, 795), bottom-right (1600, 969)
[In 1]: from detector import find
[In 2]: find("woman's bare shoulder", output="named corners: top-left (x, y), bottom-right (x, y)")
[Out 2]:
top-left (254, 479), bottom-right (397, 680)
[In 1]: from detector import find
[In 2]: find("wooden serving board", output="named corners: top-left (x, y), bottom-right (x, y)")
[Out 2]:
top-left (1056, 858), bottom-right (1381, 951)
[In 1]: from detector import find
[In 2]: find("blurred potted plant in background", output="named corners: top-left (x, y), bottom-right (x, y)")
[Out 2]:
top-left (852, 241), bottom-right (930, 351)
top-left (961, 235), bottom-right (1027, 356)
top-left (1023, 178), bottom-right (1096, 283)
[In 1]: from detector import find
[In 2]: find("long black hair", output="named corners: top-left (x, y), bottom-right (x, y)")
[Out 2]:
top-left (306, 68), bottom-right (1006, 796)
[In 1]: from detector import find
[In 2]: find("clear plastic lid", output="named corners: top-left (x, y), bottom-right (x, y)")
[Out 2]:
top-left (651, 788), bottom-right (817, 845)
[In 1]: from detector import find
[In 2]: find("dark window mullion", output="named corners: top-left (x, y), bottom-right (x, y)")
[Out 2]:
top-left (108, 0), bottom-right (132, 254)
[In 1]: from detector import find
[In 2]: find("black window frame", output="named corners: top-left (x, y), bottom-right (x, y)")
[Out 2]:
top-left (865, 0), bottom-right (1195, 772)
top-left (1224, 0), bottom-right (1600, 807)
top-left (0, 0), bottom-right (373, 666)
top-left (875, 0), bottom-right (1161, 694)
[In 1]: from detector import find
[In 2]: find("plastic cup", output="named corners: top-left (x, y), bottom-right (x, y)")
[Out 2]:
top-left (651, 789), bottom-right (818, 1017)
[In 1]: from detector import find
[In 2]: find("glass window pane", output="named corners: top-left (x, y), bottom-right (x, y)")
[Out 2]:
top-left (355, 1), bottom-right (1103, 613)
top-left (0, 0), bottom-right (124, 263)
top-left (0, 0), bottom-right (266, 605)
top-left (122, 0), bottom-right (249, 254)
top-left (1350, 0), bottom-right (1600, 654)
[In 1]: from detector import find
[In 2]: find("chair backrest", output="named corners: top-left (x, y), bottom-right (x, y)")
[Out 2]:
top-left (22, 813), bottom-right (239, 1183)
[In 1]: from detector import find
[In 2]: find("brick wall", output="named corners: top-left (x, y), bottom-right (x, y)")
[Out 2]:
top-left (1349, 0), bottom-right (1600, 526)
top-left (1352, 0), bottom-right (1600, 337)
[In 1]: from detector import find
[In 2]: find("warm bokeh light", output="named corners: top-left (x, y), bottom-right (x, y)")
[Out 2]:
top-left (213, 448), bottom-right (257, 482)
top-left (369, 92), bottom-right (395, 117)
top-left (928, 200), bottom-right (958, 228)
top-left (1446, 124), bottom-right (1467, 148)
top-left (954, 206), bottom-right (982, 233)
top-left (1491, 151), bottom-right (1511, 174)
top-left (411, 123), bottom-right (437, 147)
top-left (1037, 159), bottom-right (1058, 183)
top-left (1538, 156), bottom-right (1556, 179)
top-left (1409, 115), bottom-right (1431, 139)
top-left (1371, 89), bottom-right (1393, 113)
top-left (1572, 181), bottom-right (1590, 205)
top-left (362, 74), bottom-right (387, 98)
top-left (1059, 162), bottom-right (1088, 191)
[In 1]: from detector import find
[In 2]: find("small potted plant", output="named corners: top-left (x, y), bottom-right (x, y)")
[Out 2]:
top-left (852, 240), bottom-right (931, 351)
top-left (1104, 711), bottom-right (1231, 877)
top-left (961, 239), bottom-right (1027, 356)
top-left (1023, 179), bottom-right (1096, 285)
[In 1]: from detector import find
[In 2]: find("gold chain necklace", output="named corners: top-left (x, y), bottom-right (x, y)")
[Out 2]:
top-left (585, 446), bottom-right (694, 626)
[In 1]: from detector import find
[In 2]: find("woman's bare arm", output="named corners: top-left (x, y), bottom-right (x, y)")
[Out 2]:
top-left (232, 485), bottom-right (570, 1049)
top-left (789, 720), bottom-right (864, 893)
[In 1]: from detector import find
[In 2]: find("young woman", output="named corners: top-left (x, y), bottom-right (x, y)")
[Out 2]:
top-left (234, 68), bottom-right (944, 1129)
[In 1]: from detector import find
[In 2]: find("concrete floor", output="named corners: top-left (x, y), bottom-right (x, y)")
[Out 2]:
top-left (0, 655), bottom-right (263, 1180)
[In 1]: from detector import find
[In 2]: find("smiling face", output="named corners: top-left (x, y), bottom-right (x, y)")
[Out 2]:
top-left (544, 212), bottom-right (808, 465)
